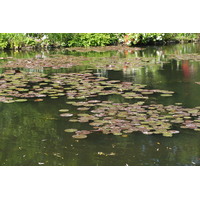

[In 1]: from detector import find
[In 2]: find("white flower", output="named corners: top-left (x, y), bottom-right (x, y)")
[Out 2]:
top-left (157, 36), bottom-right (162, 40)
top-left (41, 35), bottom-right (47, 40)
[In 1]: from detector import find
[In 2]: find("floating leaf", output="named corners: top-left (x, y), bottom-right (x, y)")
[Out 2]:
top-left (75, 130), bottom-right (91, 135)
top-left (60, 113), bottom-right (73, 117)
top-left (112, 132), bottom-right (122, 136)
top-left (59, 109), bottom-right (69, 112)
top-left (15, 99), bottom-right (28, 102)
top-left (34, 99), bottom-right (43, 102)
top-left (72, 134), bottom-right (87, 139)
top-left (64, 129), bottom-right (78, 132)
top-left (160, 94), bottom-right (173, 97)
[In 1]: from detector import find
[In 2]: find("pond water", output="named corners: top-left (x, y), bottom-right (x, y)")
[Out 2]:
top-left (1, 43), bottom-right (200, 166)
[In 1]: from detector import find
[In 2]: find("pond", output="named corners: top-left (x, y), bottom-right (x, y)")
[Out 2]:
top-left (1, 43), bottom-right (200, 166)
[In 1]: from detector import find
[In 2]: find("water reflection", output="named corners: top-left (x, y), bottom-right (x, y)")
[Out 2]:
top-left (182, 60), bottom-right (191, 79)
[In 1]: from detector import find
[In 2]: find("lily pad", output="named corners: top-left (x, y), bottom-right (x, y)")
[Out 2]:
top-left (72, 134), bottom-right (87, 139)
top-left (75, 130), bottom-right (91, 135)
top-left (160, 94), bottom-right (173, 97)
top-left (60, 113), bottom-right (73, 117)
top-left (64, 129), bottom-right (78, 132)
top-left (59, 109), bottom-right (69, 112)
top-left (15, 99), bottom-right (28, 102)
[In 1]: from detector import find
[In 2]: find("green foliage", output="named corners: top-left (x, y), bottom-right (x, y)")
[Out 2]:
top-left (121, 33), bottom-right (172, 46)
top-left (27, 33), bottom-right (118, 47)
top-left (45, 33), bottom-right (73, 47)
top-left (0, 33), bottom-right (9, 49)
top-left (0, 33), bottom-right (37, 49)
top-left (173, 33), bottom-right (199, 41)
top-left (0, 33), bottom-right (199, 49)
top-left (121, 33), bottom-right (199, 46)
top-left (67, 33), bottom-right (118, 47)
top-left (24, 33), bottom-right (118, 47)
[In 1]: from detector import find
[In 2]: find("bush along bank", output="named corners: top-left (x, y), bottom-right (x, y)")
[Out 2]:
top-left (0, 33), bottom-right (199, 50)
top-left (0, 33), bottom-right (119, 50)
top-left (120, 33), bottom-right (200, 46)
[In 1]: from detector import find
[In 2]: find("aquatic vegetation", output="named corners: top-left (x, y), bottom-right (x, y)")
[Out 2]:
top-left (72, 134), bottom-right (87, 139)
top-left (75, 130), bottom-right (91, 135)
top-left (34, 99), bottom-right (44, 102)
top-left (2, 55), bottom-right (88, 69)
top-left (64, 129), bottom-right (78, 133)
top-left (1, 66), bottom-right (200, 140)
top-left (59, 109), bottom-right (69, 112)
top-left (60, 113), bottom-right (73, 117)
top-left (15, 99), bottom-right (28, 102)
top-left (1, 47), bottom-right (166, 72)
top-left (65, 98), bottom-right (200, 138)
top-left (65, 46), bottom-right (143, 52)
top-left (89, 56), bottom-right (162, 70)
top-left (160, 94), bottom-right (173, 97)
top-left (50, 72), bottom-right (174, 102)
top-left (167, 53), bottom-right (200, 61)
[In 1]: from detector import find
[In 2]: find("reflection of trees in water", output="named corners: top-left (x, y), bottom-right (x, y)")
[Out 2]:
top-left (0, 49), bottom-right (46, 59)
top-left (0, 102), bottom-right (62, 165)
top-left (107, 131), bottom-right (200, 166)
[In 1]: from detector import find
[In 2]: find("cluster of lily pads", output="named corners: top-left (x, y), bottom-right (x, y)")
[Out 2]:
top-left (53, 72), bottom-right (176, 101)
top-left (89, 56), bottom-right (163, 71)
top-left (0, 70), bottom-right (62, 103)
top-left (62, 99), bottom-right (200, 139)
top-left (2, 50), bottom-right (164, 72)
top-left (2, 68), bottom-right (200, 139)
top-left (65, 46), bottom-right (143, 52)
top-left (167, 53), bottom-right (200, 61)
top-left (50, 72), bottom-right (200, 139)
top-left (0, 69), bottom-right (171, 103)
top-left (2, 55), bottom-right (88, 69)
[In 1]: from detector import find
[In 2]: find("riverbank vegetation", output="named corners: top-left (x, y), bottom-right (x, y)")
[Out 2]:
top-left (0, 33), bottom-right (199, 50)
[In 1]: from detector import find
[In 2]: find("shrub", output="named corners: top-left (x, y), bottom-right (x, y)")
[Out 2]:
top-left (120, 33), bottom-right (199, 46)
top-left (0, 33), bottom-right (37, 49)
top-left (67, 33), bottom-right (118, 47)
